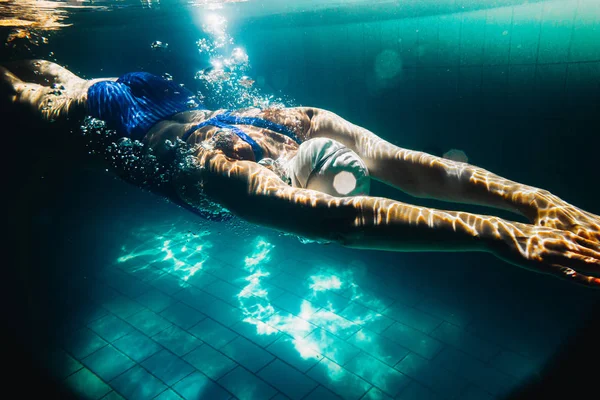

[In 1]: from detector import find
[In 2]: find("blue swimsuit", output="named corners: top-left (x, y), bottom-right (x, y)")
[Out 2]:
top-left (181, 110), bottom-right (301, 161)
top-left (86, 72), bottom-right (302, 220)
top-left (87, 72), bottom-right (301, 161)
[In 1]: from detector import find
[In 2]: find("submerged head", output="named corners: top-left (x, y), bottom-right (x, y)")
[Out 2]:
top-left (305, 146), bottom-right (370, 197)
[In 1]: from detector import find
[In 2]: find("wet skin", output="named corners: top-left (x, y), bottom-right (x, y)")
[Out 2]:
top-left (2, 60), bottom-right (600, 287)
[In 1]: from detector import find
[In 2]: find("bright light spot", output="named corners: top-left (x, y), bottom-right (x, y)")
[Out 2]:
top-left (244, 317), bottom-right (279, 336)
top-left (231, 47), bottom-right (248, 64)
top-left (182, 261), bottom-right (204, 281)
top-left (117, 254), bottom-right (134, 263)
top-left (244, 239), bottom-right (274, 269)
top-left (333, 171), bottom-right (357, 195)
top-left (204, 13), bottom-right (226, 34)
top-left (181, 245), bottom-right (188, 252)
top-left (309, 274), bottom-right (342, 292)
top-left (292, 337), bottom-right (322, 360)
top-left (375, 49), bottom-right (402, 80)
top-left (210, 59), bottom-right (224, 70)
top-left (163, 249), bottom-right (174, 260)
top-left (298, 300), bottom-right (317, 320)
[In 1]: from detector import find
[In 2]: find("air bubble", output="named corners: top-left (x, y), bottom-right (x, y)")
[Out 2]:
top-left (151, 41), bottom-right (168, 50)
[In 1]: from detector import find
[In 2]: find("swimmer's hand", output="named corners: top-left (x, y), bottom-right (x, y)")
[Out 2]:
top-left (491, 223), bottom-right (600, 287)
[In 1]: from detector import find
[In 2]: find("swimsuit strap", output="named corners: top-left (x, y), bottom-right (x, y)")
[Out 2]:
top-left (212, 120), bottom-right (265, 161)
top-left (215, 111), bottom-right (302, 144)
top-left (180, 110), bottom-right (302, 161)
top-left (181, 115), bottom-right (264, 161)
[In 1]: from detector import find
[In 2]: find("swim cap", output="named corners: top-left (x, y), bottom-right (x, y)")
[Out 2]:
top-left (286, 138), bottom-right (370, 197)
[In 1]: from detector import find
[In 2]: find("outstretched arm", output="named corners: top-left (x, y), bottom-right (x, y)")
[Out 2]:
top-left (176, 150), bottom-right (600, 287)
top-left (303, 107), bottom-right (600, 242)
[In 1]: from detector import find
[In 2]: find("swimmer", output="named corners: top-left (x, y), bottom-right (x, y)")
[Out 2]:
top-left (2, 60), bottom-right (600, 287)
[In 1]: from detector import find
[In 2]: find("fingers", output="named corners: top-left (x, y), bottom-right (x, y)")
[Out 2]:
top-left (567, 231), bottom-right (600, 251)
top-left (551, 265), bottom-right (600, 288)
top-left (543, 232), bottom-right (600, 260)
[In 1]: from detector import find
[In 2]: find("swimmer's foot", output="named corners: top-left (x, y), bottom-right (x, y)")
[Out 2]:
top-left (531, 191), bottom-right (600, 242)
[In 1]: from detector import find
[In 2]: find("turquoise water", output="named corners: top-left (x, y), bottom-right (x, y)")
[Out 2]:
top-left (2, 1), bottom-right (600, 399)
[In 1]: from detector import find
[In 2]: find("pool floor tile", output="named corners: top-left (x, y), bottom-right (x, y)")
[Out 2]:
top-left (172, 371), bottom-right (232, 400)
top-left (189, 318), bottom-right (238, 349)
top-left (184, 269), bottom-right (219, 289)
top-left (307, 291), bottom-right (352, 313)
top-left (160, 301), bottom-right (206, 330)
top-left (339, 303), bottom-right (395, 335)
top-left (415, 297), bottom-right (470, 328)
top-left (152, 325), bottom-right (203, 357)
top-left (306, 309), bottom-right (361, 340)
top-left (304, 328), bottom-right (361, 366)
top-left (303, 385), bottom-right (343, 399)
top-left (361, 387), bottom-right (393, 399)
top-left (101, 294), bottom-right (146, 320)
top-left (134, 288), bottom-right (177, 313)
top-left (396, 380), bottom-right (442, 400)
top-left (148, 273), bottom-right (187, 296)
top-left (380, 323), bottom-right (444, 360)
top-left (220, 336), bottom-right (275, 373)
top-left (101, 390), bottom-right (125, 400)
top-left (268, 308), bottom-right (319, 339)
top-left (153, 389), bottom-right (184, 400)
top-left (229, 318), bottom-right (283, 348)
top-left (347, 288), bottom-right (396, 314)
top-left (81, 345), bottom-right (135, 382)
top-left (306, 357), bottom-right (371, 400)
top-left (383, 304), bottom-right (444, 334)
top-left (64, 367), bottom-right (112, 400)
top-left (174, 286), bottom-right (218, 312)
top-left (183, 344), bottom-right (238, 380)
top-left (432, 347), bottom-right (516, 397)
top-left (88, 314), bottom-right (135, 343)
top-left (395, 353), bottom-right (469, 399)
top-left (47, 347), bottom-right (83, 379)
top-left (430, 322), bottom-right (501, 363)
top-left (458, 385), bottom-right (494, 400)
top-left (258, 359), bottom-right (319, 400)
top-left (200, 298), bottom-right (245, 327)
top-left (207, 265), bottom-right (249, 286)
top-left (270, 292), bottom-right (321, 318)
top-left (127, 265), bottom-right (166, 283)
top-left (112, 330), bottom-right (163, 363)
top-left (63, 328), bottom-right (108, 360)
top-left (489, 350), bottom-right (538, 380)
top-left (126, 309), bottom-right (172, 337)
top-left (347, 329), bottom-right (410, 367)
top-left (218, 366), bottom-right (278, 400)
top-left (141, 349), bottom-right (195, 386)
top-left (110, 366), bottom-right (167, 400)
top-left (203, 278), bottom-right (245, 305)
top-left (266, 335), bottom-right (323, 373)
top-left (344, 352), bottom-right (410, 397)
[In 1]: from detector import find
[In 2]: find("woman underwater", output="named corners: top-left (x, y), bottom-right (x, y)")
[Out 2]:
top-left (2, 60), bottom-right (600, 287)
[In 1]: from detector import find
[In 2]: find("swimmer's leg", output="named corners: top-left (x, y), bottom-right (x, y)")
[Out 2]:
top-left (1, 60), bottom-right (115, 122)
top-left (300, 107), bottom-right (600, 241)
top-left (185, 154), bottom-right (600, 287)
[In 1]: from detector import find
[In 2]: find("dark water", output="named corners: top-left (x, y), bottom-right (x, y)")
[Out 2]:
top-left (2, 1), bottom-right (600, 399)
